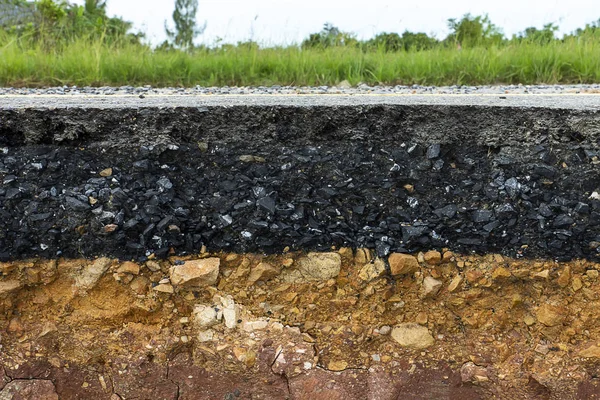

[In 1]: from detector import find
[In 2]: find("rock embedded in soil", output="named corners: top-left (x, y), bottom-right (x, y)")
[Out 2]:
top-left (391, 323), bottom-right (435, 349)
top-left (421, 276), bottom-right (443, 297)
top-left (246, 262), bottom-right (280, 285)
top-left (389, 253), bottom-right (420, 276)
top-left (0, 380), bottom-right (59, 400)
top-left (295, 252), bottom-right (341, 281)
top-left (423, 250), bottom-right (442, 265)
top-left (536, 303), bottom-right (567, 327)
top-left (358, 258), bottom-right (386, 282)
top-left (73, 257), bottom-right (111, 290)
top-left (169, 258), bottom-right (220, 288)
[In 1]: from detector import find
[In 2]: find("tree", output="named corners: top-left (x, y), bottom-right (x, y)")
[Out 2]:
top-left (564, 19), bottom-right (600, 41)
top-left (446, 14), bottom-right (504, 48)
top-left (364, 31), bottom-right (437, 52)
top-left (165, 0), bottom-right (206, 50)
top-left (301, 23), bottom-right (358, 49)
top-left (514, 23), bottom-right (558, 44)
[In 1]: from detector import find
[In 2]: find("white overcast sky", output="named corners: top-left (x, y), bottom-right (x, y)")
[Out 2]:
top-left (73, 0), bottom-right (599, 46)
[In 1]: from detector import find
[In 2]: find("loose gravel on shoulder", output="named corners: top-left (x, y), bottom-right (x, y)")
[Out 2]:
top-left (1, 83), bottom-right (600, 96)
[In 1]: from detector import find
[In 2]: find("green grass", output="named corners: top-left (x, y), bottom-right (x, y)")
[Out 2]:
top-left (1, 35), bottom-right (599, 87)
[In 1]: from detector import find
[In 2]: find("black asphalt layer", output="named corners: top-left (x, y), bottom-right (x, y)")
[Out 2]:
top-left (1, 93), bottom-right (600, 261)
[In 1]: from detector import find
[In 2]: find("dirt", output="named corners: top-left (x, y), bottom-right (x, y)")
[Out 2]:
top-left (1, 249), bottom-right (600, 399)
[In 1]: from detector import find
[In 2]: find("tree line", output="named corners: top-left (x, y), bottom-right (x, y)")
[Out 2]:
top-left (1, 0), bottom-right (599, 51)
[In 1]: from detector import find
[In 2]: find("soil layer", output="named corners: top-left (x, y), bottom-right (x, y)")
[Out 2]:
top-left (1, 250), bottom-right (600, 399)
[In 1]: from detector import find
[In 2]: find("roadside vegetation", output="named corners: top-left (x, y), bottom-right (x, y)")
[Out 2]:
top-left (1, 0), bottom-right (599, 87)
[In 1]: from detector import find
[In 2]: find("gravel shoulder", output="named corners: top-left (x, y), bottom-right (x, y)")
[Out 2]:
top-left (1, 89), bottom-right (600, 111)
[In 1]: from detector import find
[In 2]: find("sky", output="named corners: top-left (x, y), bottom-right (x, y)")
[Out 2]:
top-left (73, 0), bottom-right (600, 46)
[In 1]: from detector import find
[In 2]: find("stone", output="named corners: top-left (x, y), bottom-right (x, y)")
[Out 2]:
top-left (415, 312), bottom-right (428, 325)
top-left (461, 362), bottom-right (489, 383)
top-left (153, 283), bottom-right (174, 293)
top-left (193, 304), bottom-right (219, 328)
top-left (104, 224), bottom-right (118, 233)
top-left (572, 277), bottom-right (583, 291)
top-left (146, 261), bottom-right (161, 272)
top-left (296, 252), bottom-right (341, 281)
top-left (466, 270), bottom-right (483, 283)
top-left (74, 257), bottom-right (112, 290)
top-left (532, 269), bottom-right (550, 280)
top-left (427, 144), bottom-right (441, 159)
top-left (0, 280), bottom-right (22, 295)
top-left (391, 323), bottom-right (435, 349)
top-left (327, 360), bottom-right (348, 371)
top-left (247, 262), bottom-right (280, 285)
top-left (557, 266), bottom-right (571, 288)
top-left (491, 267), bottom-right (512, 280)
top-left (358, 258), bottom-right (386, 282)
top-left (579, 344), bottom-right (600, 358)
top-left (388, 253), bottom-right (419, 276)
top-left (220, 295), bottom-right (240, 329)
top-left (379, 325), bottom-right (392, 335)
top-left (197, 330), bottom-right (215, 342)
top-left (242, 320), bottom-right (269, 332)
top-left (448, 275), bottom-right (463, 292)
top-left (423, 250), bottom-right (442, 265)
top-left (421, 276), bottom-right (442, 297)
top-left (536, 303), bottom-right (566, 327)
top-left (130, 276), bottom-right (150, 295)
top-left (239, 155), bottom-right (266, 163)
top-left (524, 314), bottom-right (536, 326)
top-left (99, 167), bottom-right (113, 177)
top-left (442, 251), bottom-right (454, 263)
top-left (354, 248), bottom-right (371, 265)
top-left (338, 247), bottom-right (353, 260)
top-left (169, 258), bottom-right (220, 288)
top-left (117, 261), bottom-right (140, 275)
top-left (0, 380), bottom-right (59, 399)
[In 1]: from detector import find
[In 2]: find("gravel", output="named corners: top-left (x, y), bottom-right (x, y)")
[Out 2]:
top-left (1, 84), bottom-right (600, 96)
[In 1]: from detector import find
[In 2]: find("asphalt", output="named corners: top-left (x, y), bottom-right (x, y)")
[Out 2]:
top-left (1, 91), bottom-right (600, 261)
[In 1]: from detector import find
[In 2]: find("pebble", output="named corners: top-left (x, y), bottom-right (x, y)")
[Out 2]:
top-left (388, 253), bottom-right (420, 276)
top-left (193, 305), bottom-right (219, 328)
top-left (247, 262), bottom-right (280, 285)
top-left (358, 258), bottom-right (386, 282)
top-left (447, 275), bottom-right (463, 292)
top-left (423, 250), bottom-right (442, 265)
top-left (557, 266), bottom-right (571, 288)
top-left (391, 323), bottom-right (435, 349)
top-left (379, 325), bottom-right (392, 335)
top-left (220, 295), bottom-right (240, 329)
top-left (117, 261), bottom-right (140, 275)
top-left (74, 258), bottom-right (112, 290)
top-left (0, 280), bottom-right (23, 295)
top-left (99, 168), bottom-right (113, 177)
top-left (169, 258), bottom-right (220, 288)
top-left (422, 276), bottom-right (442, 297)
top-left (295, 252), bottom-right (341, 281)
top-left (536, 303), bottom-right (566, 327)
top-left (153, 283), bottom-right (174, 293)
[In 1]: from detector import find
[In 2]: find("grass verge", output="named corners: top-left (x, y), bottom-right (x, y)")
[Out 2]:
top-left (1, 36), bottom-right (599, 87)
